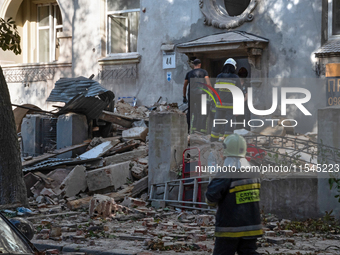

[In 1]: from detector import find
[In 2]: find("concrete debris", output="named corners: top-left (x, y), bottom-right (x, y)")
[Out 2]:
top-left (104, 149), bottom-right (148, 165)
top-left (89, 194), bottom-right (118, 217)
top-left (122, 127), bottom-right (149, 142)
top-left (86, 161), bottom-right (131, 192)
top-left (60, 165), bottom-right (87, 198)
top-left (121, 197), bottom-right (147, 208)
top-left (40, 188), bottom-right (57, 198)
top-left (131, 164), bottom-right (145, 180)
top-left (16, 199), bottom-right (340, 255)
top-left (79, 141), bottom-right (115, 160)
top-left (234, 128), bottom-right (252, 136)
top-left (132, 119), bottom-right (148, 128)
top-left (253, 124), bottom-right (286, 136)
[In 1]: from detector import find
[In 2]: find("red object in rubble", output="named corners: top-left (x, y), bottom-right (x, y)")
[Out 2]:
top-left (182, 147), bottom-right (202, 205)
top-left (246, 144), bottom-right (267, 162)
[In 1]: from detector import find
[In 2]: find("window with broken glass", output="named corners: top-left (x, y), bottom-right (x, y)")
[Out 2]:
top-left (107, 0), bottom-right (140, 54)
top-left (37, 3), bottom-right (63, 62)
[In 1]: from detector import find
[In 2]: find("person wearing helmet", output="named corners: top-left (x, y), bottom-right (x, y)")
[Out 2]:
top-left (210, 58), bottom-right (241, 142)
top-left (206, 134), bottom-right (262, 255)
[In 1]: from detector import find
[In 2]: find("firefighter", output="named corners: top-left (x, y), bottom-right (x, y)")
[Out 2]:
top-left (210, 58), bottom-right (241, 142)
top-left (206, 134), bottom-right (262, 255)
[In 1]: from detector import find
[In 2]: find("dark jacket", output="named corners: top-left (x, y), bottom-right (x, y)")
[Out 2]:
top-left (206, 159), bottom-right (263, 238)
top-left (215, 72), bottom-right (241, 107)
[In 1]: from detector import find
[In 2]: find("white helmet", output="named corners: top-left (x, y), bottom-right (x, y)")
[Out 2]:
top-left (224, 58), bottom-right (237, 69)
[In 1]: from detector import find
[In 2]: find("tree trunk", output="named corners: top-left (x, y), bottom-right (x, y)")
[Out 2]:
top-left (0, 66), bottom-right (27, 206)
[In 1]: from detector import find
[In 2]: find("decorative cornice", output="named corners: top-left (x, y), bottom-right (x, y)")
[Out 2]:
top-left (200, 0), bottom-right (257, 29)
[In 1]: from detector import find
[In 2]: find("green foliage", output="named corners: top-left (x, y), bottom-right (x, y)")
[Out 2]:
top-left (318, 139), bottom-right (340, 203)
top-left (284, 211), bottom-right (340, 234)
top-left (0, 17), bottom-right (21, 55)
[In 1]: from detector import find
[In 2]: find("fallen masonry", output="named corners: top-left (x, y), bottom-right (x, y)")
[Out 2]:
top-left (7, 79), bottom-right (340, 254)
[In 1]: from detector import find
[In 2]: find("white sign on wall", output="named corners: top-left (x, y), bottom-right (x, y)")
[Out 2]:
top-left (163, 52), bottom-right (176, 69)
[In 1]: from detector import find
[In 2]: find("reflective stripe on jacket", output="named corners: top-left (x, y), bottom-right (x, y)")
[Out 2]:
top-left (206, 164), bottom-right (263, 238)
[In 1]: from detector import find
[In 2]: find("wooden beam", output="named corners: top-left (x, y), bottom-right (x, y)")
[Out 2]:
top-left (66, 176), bottom-right (148, 210)
top-left (22, 140), bottom-right (91, 167)
top-left (99, 111), bottom-right (133, 128)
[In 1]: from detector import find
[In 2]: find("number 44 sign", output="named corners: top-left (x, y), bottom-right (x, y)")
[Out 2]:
top-left (163, 52), bottom-right (176, 69)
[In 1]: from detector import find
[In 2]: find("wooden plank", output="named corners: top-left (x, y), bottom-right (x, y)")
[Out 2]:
top-left (22, 140), bottom-right (91, 167)
top-left (99, 111), bottom-right (133, 128)
top-left (66, 182), bottom-right (138, 210)
top-left (131, 176), bottom-right (148, 196)
top-left (104, 111), bottom-right (137, 121)
top-left (66, 177), bottom-right (148, 210)
top-left (106, 143), bottom-right (139, 156)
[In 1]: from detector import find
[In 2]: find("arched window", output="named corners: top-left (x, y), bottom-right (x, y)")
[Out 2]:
top-left (0, 0), bottom-right (63, 64)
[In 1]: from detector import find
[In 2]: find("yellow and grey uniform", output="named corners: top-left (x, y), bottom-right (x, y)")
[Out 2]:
top-left (210, 75), bottom-right (240, 142)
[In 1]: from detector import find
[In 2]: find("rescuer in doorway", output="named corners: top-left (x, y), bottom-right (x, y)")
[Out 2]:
top-left (210, 58), bottom-right (241, 142)
top-left (206, 134), bottom-right (262, 255)
top-left (183, 59), bottom-right (211, 134)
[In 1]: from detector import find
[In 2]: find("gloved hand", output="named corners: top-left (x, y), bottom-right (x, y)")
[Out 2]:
top-left (183, 96), bottom-right (188, 104)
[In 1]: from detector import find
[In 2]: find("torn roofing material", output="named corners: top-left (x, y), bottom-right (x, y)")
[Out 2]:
top-left (47, 76), bottom-right (115, 119)
top-left (47, 76), bottom-right (112, 103)
top-left (56, 91), bottom-right (114, 119)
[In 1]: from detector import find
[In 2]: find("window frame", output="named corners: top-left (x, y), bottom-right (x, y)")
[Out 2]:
top-left (37, 3), bottom-right (63, 62)
top-left (328, 0), bottom-right (340, 39)
top-left (106, 7), bottom-right (140, 55)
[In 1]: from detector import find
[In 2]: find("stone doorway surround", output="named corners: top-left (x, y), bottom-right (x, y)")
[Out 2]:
top-left (176, 31), bottom-right (269, 80)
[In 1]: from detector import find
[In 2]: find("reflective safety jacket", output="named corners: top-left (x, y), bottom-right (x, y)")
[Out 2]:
top-left (205, 157), bottom-right (263, 238)
top-left (215, 73), bottom-right (241, 109)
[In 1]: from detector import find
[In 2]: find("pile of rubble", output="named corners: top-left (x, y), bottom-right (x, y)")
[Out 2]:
top-left (30, 204), bottom-right (214, 254)
top-left (16, 203), bottom-right (340, 255)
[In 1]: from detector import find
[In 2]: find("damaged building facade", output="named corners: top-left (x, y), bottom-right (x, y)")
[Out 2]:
top-left (0, 0), bottom-right (332, 133)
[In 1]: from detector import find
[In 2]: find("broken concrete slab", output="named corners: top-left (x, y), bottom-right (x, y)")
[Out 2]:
top-left (104, 149), bottom-right (147, 165)
top-left (86, 161), bottom-right (131, 192)
top-left (122, 127), bottom-right (148, 142)
top-left (60, 165), bottom-right (87, 198)
top-left (79, 141), bottom-right (114, 160)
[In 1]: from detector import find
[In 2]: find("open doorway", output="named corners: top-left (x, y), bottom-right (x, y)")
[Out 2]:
top-left (207, 57), bottom-right (251, 78)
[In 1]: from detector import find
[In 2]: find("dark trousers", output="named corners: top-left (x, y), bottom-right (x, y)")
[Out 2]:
top-left (187, 96), bottom-right (208, 134)
top-left (210, 108), bottom-right (234, 142)
top-left (213, 237), bottom-right (259, 255)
